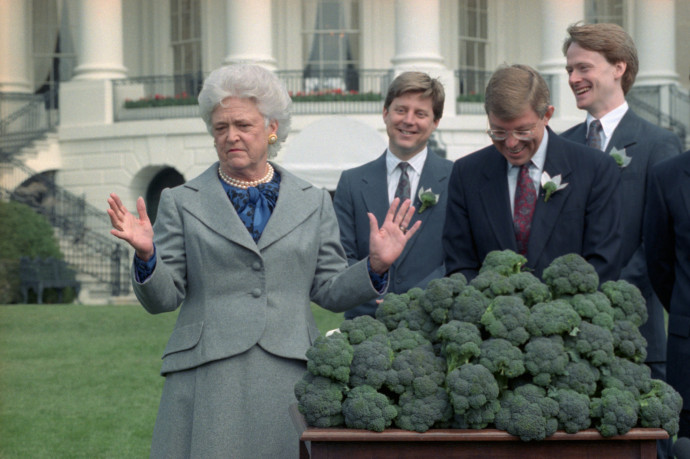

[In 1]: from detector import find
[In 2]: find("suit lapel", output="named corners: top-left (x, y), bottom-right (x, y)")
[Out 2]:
top-left (395, 153), bottom-right (449, 266)
top-left (528, 132), bottom-right (573, 265)
top-left (478, 149), bottom-right (517, 251)
top-left (180, 164), bottom-right (259, 253)
top-left (360, 153), bottom-right (391, 220)
top-left (258, 163), bottom-right (321, 250)
top-left (605, 110), bottom-right (639, 153)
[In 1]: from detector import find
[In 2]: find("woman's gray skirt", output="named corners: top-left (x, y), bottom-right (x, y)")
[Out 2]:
top-left (150, 344), bottom-right (307, 458)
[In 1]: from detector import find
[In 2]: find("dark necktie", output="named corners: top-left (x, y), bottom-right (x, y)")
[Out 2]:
top-left (395, 162), bottom-right (411, 201)
top-left (513, 163), bottom-right (536, 256)
top-left (586, 119), bottom-right (603, 151)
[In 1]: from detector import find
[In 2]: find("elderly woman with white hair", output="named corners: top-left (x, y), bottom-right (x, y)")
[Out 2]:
top-left (106, 64), bottom-right (420, 458)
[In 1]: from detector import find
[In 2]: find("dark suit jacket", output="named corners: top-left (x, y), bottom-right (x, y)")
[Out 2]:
top-left (334, 150), bottom-right (453, 318)
top-left (443, 127), bottom-right (623, 282)
top-left (644, 151), bottom-right (690, 410)
top-left (561, 109), bottom-right (682, 363)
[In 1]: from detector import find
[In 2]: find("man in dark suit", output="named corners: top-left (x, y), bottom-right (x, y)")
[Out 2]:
top-left (334, 71), bottom-right (453, 319)
top-left (443, 64), bottom-right (622, 282)
top-left (645, 150), bottom-right (690, 440)
top-left (560, 26), bottom-right (682, 447)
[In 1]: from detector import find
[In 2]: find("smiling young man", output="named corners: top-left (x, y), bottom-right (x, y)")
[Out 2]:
top-left (443, 64), bottom-right (623, 281)
top-left (560, 24), bottom-right (682, 459)
top-left (334, 71), bottom-right (453, 319)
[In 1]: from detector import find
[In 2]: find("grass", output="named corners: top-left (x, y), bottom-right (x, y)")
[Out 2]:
top-left (0, 303), bottom-right (344, 458)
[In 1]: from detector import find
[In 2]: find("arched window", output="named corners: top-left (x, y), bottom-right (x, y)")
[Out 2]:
top-left (145, 168), bottom-right (185, 224)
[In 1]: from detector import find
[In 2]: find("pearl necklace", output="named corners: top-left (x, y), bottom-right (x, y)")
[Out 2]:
top-left (218, 163), bottom-right (274, 189)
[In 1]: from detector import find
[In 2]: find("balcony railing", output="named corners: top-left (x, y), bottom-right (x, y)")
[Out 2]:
top-left (111, 69), bottom-right (562, 121)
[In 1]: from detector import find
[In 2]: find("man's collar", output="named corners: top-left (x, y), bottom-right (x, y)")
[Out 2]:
top-left (586, 102), bottom-right (629, 138)
top-left (386, 147), bottom-right (428, 175)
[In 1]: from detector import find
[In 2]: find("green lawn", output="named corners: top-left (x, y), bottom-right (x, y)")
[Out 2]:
top-left (0, 303), bottom-right (344, 458)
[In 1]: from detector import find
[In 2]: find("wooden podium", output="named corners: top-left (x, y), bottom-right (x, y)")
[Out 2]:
top-left (290, 404), bottom-right (668, 459)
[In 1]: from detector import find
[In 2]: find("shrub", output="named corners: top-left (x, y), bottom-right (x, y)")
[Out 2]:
top-left (0, 201), bottom-right (64, 304)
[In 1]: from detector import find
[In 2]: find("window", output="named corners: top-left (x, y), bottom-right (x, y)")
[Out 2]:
top-left (33, 0), bottom-right (77, 110)
top-left (585, 0), bottom-right (624, 26)
top-left (457, 0), bottom-right (489, 96)
top-left (170, 0), bottom-right (202, 96)
top-left (302, 0), bottom-right (360, 92)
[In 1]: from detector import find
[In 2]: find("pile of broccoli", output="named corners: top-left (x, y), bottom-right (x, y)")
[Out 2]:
top-left (295, 250), bottom-right (682, 440)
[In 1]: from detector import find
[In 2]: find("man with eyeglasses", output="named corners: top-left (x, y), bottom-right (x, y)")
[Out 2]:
top-left (443, 64), bottom-right (622, 282)
top-left (560, 24), bottom-right (682, 458)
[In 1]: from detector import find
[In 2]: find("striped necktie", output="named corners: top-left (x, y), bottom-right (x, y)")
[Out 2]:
top-left (395, 162), bottom-right (411, 201)
top-left (586, 119), bottom-right (603, 151)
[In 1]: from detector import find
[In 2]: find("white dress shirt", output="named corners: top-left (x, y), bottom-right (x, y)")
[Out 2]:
top-left (386, 148), bottom-right (427, 205)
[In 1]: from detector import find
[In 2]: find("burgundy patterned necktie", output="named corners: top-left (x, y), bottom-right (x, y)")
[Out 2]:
top-left (395, 162), bottom-right (411, 201)
top-left (513, 163), bottom-right (536, 255)
top-left (586, 119), bottom-right (603, 151)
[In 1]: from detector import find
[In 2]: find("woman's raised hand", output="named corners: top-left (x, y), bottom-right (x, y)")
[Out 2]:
top-left (367, 197), bottom-right (421, 274)
top-left (107, 193), bottom-right (155, 261)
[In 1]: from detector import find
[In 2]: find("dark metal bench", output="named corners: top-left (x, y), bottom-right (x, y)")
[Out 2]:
top-left (19, 256), bottom-right (81, 304)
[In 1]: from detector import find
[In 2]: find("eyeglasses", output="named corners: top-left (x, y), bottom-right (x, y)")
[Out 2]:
top-left (486, 127), bottom-right (537, 141)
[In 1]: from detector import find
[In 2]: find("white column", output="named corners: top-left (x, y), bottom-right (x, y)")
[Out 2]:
top-left (223, 0), bottom-right (276, 70)
top-left (538, 0), bottom-right (584, 123)
top-left (634, 0), bottom-right (677, 85)
top-left (391, 0), bottom-right (455, 116)
top-left (0, 0), bottom-right (32, 93)
top-left (72, 0), bottom-right (127, 80)
top-left (391, 0), bottom-right (444, 70)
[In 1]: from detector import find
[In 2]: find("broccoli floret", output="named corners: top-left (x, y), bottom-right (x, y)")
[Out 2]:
top-left (420, 277), bottom-right (463, 324)
top-left (341, 385), bottom-right (398, 432)
top-left (395, 386), bottom-right (453, 432)
top-left (549, 388), bottom-right (592, 433)
top-left (386, 345), bottom-right (446, 395)
top-left (375, 292), bottom-right (411, 331)
top-left (524, 335), bottom-right (569, 387)
top-left (590, 387), bottom-right (639, 437)
top-left (638, 379), bottom-right (683, 436)
top-left (448, 285), bottom-right (490, 326)
top-left (509, 271), bottom-right (552, 306)
top-left (480, 295), bottom-right (531, 346)
top-left (601, 280), bottom-right (648, 327)
top-left (398, 301), bottom-right (438, 340)
top-left (446, 363), bottom-right (501, 429)
top-left (566, 292), bottom-right (615, 330)
top-left (471, 270), bottom-right (516, 299)
top-left (611, 319), bottom-right (648, 363)
top-left (387, 327), bottom-right (432, 353)
top-left (305, 333), bottom-right (353, 383)
top-left (542, 253), bottom-right (599, 297)
top-left (340, 314), bottom-right (388, 345)
top-left (552, 359), bottom-right (601, 396)
top-left (600, 356), bottom-right (653, 398)
top-left (435, 320), bottom-right (482, 371)
top-left (495, 385), bottom-right (558, 441)
top-left (479, 249), bottom-right (527, 276)
top-left (564, 321), bottom-right (615, 367)
top-left (294, 372), bottom-right (346, 427)
top-left (478, 338), bottom-right (526, 388)
top-left (526, 299), bottom-right (581, 337)
top-left (349, 334), bottom-right (394, 389)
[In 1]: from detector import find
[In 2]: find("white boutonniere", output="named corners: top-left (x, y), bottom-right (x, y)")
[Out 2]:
top-left (609, 147), bottom-right (632, 168)
top-left (417, 187), bottom-right (440, 213)
top-left (541, 171), bottom-right (568, 202)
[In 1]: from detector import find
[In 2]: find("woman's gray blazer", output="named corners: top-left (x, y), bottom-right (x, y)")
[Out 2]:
top-left (132, 162), bottom-right (379, 375)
